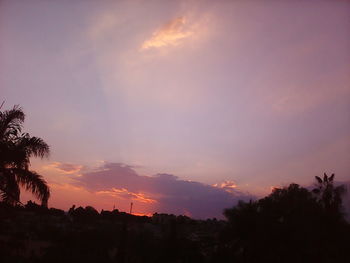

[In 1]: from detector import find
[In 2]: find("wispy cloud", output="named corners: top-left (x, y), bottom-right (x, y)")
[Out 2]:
top-left (43, 162), bottom-right (83, 175)
top-left (141, 16), bottom-right (194, 50)
top-left (96, 187), bottom-right (157, 204)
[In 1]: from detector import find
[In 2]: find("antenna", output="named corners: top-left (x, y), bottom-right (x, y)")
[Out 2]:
top-left (0, 100), bottom-right (5, 110)
top-left (129, 202), bottom-right (133, 214)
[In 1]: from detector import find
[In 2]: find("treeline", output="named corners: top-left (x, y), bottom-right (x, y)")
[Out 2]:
top-left (0, 201), bottom-right (224, 263)
top-left (0, 174), bottom-right (349, 263)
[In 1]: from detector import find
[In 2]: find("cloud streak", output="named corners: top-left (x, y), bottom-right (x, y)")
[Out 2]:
top-left (96, 188), bottom-right (157, 204)
top-left (43, 162), bottom-right (83, 175)
top-left (141, 16), bottom-right (193, 50)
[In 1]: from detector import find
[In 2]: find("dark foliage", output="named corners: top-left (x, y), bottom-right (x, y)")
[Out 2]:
top-left (220, 178), bottom-right (349, 263)
top-left (0, 175), bottom-right (348, 263)
top-left (0, 201), bottom-right (223, 263)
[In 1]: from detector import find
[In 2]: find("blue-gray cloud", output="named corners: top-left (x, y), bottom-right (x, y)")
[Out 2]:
top-left (73, 162), bottom-right (253, 219)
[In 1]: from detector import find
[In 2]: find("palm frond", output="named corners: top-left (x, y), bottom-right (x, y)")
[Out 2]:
top-left (323, 173), bottom-right (328, 183)
top-left (18, 134), bottom-right (50, 159)
top-left (0, 105), bottom-right (51, 207)
top-left (0, 105), bottom-right (25, 140)
top-left (0, 169), bottom-right (20, 205)
top-left (13, 168), bottom-right (50, 206)
top-left (315, 176), bottom-right (323, 184)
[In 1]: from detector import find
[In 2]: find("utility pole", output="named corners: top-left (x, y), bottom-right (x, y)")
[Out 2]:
top-left (129, 202), bottom-right (133, 214)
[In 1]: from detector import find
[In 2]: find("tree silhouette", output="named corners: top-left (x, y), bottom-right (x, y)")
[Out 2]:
top-left (312, 173), bottom-right (346, 219)
top-left (222, 182), bottom-right (349, 262)
top-left (0, 105), bottom-right (50, 206)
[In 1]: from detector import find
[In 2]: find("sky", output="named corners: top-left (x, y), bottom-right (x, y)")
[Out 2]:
top-left (1, 0), bottom-right (349, 218)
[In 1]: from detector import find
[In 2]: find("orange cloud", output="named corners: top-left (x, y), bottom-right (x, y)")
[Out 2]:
top-left (43, 162), bottom-right (83, 175)
top-left (141, 17), bottom-right (194, 50)
top-left (96, 187), bottom-right (157, 204)
top-left (213, 180), bottom-right (237, 193)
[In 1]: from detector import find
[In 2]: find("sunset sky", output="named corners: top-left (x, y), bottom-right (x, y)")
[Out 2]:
top-left (1, 0), bottom-right (349, 218)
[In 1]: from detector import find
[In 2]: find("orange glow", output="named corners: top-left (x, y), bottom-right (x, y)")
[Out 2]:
top-left (96, 188), bottom-right (157, 204)
top-left (213, 181), bottom-right (237, 189)
top-left (132, 212), bottom-right (153, 217)
top-left (21, 182), bottom-right (157, 216)
top-left (42, 162), bottom-right (82, 175)
top-left (141, 17), bottom-right (193, 50)
top-left (270, 186), bottom-right (280, 192)
top-left (184, 210), bottom-right (192, 218)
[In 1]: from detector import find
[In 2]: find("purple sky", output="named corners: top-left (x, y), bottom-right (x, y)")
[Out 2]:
top-left (1, 0), bottom-right (349, 218)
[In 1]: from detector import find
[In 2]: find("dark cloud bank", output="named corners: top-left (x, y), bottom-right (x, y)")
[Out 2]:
top-left (73, 162), bottom-right (253, 219)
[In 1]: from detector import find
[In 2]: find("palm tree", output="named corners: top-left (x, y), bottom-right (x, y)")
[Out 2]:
top-left (0, 105), bottom-right (50, 206)
top-left (312, 173), bottom-right (346, 217)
